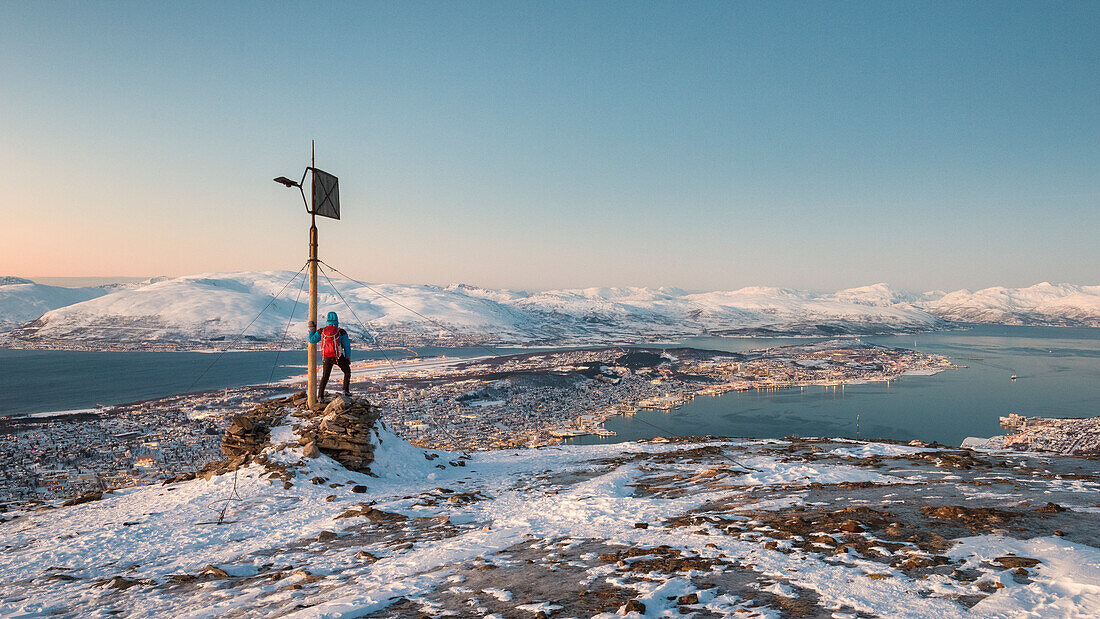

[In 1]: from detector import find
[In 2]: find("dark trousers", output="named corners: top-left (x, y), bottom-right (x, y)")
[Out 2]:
top-left (319, 356), bottom-right (351, 395)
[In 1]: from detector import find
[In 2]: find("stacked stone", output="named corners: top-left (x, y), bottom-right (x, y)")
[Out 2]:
top-left (220, 395), bottom-right (294, 459)
top-left (196, 395), bottom-right (292, 479)
top-left (204, 392), bottom-right (381, 481)
top-left (297, 395), bottom-right (382, 472)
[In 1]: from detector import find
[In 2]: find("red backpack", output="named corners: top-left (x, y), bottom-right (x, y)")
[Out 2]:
top-left (320, 326), bottom-right (341, 357)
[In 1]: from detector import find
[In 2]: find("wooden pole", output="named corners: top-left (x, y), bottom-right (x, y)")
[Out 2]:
top-left (307, 218), bottom-right (318, 408)
top-left (307, 141), bottom-right (318, 408)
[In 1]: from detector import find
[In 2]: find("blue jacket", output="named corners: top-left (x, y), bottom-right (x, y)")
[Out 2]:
top-left (309, 317), bottom-right (351, 358)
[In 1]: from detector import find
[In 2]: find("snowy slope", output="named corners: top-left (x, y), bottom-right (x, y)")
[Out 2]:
top-left (6, 273), bottom-right (1098, 348)
top-left (0, 279), bottom-right (109, 329)
top-left (2, 428), bottom-right (1098, 617)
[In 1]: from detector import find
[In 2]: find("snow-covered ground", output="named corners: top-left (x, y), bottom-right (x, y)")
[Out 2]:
top-left (4, 272), bottom-right (1099, 348)
top-left (2, 423), bottom-right (1098, 617)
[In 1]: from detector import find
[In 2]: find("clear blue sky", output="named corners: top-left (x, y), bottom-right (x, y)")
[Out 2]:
top-left (2, 1), bottom-right (1097, 291)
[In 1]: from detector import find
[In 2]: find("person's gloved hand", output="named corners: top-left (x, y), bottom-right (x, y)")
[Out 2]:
top-left (308, 320), bottom-right (316, 331)
top-left (338, 355), bottom-right (349, 363)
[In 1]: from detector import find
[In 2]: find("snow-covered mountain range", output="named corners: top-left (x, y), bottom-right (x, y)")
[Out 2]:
top-left (922, 282), bottom-right (1100, 327)
top-left (2, 273), bottom-right (1098, 349)
top-left (0, 278), bottom-right (109, 331)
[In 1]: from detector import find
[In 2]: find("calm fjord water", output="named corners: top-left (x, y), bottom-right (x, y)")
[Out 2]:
top-left (0, 345), bottom-right (525, 417)
top-left (0, 347), bottom-right (479, 417)
top-left (2, 326), bottom-right (1097, 446)
top-left (573, 326), bottom-right (1100, 447)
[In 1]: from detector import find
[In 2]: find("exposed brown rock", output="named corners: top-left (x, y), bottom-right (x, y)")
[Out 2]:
top-left (903, 450), bottom-right (991, 470)
top-left (162, 472), bottom-right (196, 485)
top-left (97, 576), bottom-right (144, 590)
top-left (598, 545), bottom-right (725, 574)
top-left (921, 505), bottom-right (1021, 530)
top-left (677, 592), bottom-right (698, 605)
top-left (61, 491), bottom-right (102, 507)
top-left (992, 556), bottom-right (1041, 569)
top-left (200, 565), bottom-right (229, 579)
top-left (837, 519), bottom-right (863, 533)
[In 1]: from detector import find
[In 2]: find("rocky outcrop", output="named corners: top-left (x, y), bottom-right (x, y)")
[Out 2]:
top-left (221, 396), bottom-right (297, 460)
top-left (209, 392), bottom-right (383, 478)
top-left (296, 395), bottom-right (383, 472)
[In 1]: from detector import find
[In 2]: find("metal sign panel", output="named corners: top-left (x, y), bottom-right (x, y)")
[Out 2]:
top-left (311, 168), bottom-right (340, 220)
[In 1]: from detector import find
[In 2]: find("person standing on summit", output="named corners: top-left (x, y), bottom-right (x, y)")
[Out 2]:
top-left (308, 311), bottom-right (352, 399)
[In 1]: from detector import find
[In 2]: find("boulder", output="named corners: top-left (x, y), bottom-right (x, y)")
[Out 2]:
top-left (323, 395), bottom-right (355, 415)
top-left (838, 519), bottom-right (863, 533)
top-left (200, 565), bottom-right (229, 579)
top-left (302, 442), bottom-right (320, 458)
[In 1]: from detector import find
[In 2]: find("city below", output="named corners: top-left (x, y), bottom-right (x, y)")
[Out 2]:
top-left (0, 339), bottom-right (955, 505)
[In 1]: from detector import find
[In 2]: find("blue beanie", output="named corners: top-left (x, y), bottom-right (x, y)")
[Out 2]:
top-left (326, 311), bottom-right (338, 326)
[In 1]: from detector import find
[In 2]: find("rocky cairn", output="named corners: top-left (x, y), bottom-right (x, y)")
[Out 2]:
top-left (202, 392), bottom-right (383, 479)
top-left (298, 394), bottom-right (382, 472)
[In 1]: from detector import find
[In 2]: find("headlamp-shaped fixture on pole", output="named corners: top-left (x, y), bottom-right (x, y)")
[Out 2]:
top-left (273, 141), bottom-right (341, 409)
